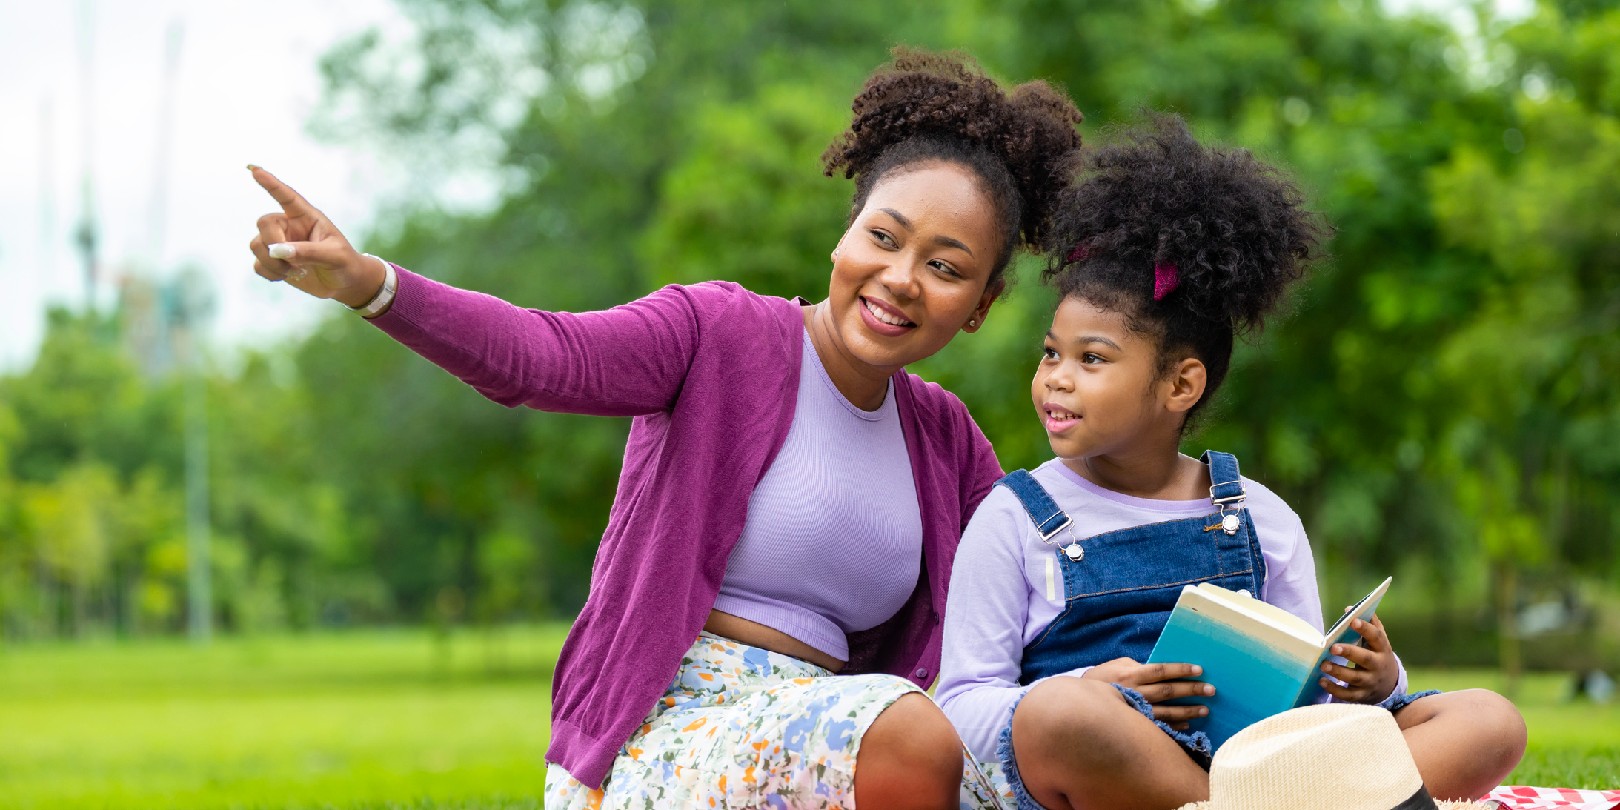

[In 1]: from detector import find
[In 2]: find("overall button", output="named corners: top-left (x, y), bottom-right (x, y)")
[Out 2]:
top-left (914, 668), bottom-right (929, 679)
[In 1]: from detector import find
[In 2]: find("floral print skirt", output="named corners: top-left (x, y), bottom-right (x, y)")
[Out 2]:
top-left (543, 632), bottom-right (1003, 809)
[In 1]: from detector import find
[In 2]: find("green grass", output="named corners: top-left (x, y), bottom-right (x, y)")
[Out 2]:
top-left (0, 628), bottom-right (1615, 809)
top-left (1413, 669), bottom-right (1620, 789)
top-left (0, 627), bottom-right (564, 810)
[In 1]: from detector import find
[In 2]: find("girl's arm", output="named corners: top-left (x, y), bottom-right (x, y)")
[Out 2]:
top-left (937, 488), bottom-right (1046, 762)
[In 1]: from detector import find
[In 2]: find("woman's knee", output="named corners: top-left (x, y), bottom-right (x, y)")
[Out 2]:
top-left (855, 693), bottom-right (961, 807)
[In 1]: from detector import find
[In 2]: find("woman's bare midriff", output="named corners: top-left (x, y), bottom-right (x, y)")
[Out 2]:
top-left (703, 609), bottom-right (846, 672)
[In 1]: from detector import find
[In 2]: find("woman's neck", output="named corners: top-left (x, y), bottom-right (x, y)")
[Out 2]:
top-left (803, 302), bottom-right (891, 411)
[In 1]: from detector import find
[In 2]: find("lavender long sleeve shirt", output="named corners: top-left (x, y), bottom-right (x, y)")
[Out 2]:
top-left (937, 459), bottom-right (1408, 762)
top-left (369, 268), bottom-right (1004, 788)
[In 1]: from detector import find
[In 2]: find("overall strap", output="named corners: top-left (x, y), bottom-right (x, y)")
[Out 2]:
top-left (995, 470), bottom-right (1072, 541)
top-left (1201, 451), bottom-right (1246, 506)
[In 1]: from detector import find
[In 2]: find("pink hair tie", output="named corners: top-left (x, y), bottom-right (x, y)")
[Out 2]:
top-left (1066, 243), bottom-right (1091, 264)
top-left (1153, 261), bottom-right (1180, 301)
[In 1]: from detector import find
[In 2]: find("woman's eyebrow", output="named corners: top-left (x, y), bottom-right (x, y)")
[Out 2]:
top-left (934, 235), bottom-right (973, 256)
top-left (879, 207), bottom-right (975, 256)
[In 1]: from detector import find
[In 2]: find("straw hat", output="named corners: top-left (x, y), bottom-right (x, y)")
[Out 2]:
top-left (1177, 703), bottom-right (1496, 810)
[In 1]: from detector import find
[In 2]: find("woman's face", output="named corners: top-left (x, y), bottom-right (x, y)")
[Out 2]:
top-left (816, 161), bottom-right (1002, 404)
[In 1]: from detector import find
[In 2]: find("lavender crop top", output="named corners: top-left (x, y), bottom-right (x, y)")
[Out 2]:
top-left (711, 330), bottom-right (923, 662)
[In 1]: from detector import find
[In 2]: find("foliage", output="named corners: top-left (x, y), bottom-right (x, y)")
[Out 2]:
top-left (0, 0), bottom-right (1616, 677)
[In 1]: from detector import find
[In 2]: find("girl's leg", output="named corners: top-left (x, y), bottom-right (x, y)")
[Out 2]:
top-left (1394, 689), bottom-right (1527, 800)
top-left (854, 692), bottom-right (969, 810)
top-left (1010, 677), bottom-right (1206, 810)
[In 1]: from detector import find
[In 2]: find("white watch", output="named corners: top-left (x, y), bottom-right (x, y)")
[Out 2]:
top-left (350, 254), bottom-right (397, 318)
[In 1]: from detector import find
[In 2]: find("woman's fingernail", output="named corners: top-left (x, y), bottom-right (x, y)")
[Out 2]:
top-left (268, 243), bottom-right (295, 260)
top-left (247, 163), bottom-right (260, 171)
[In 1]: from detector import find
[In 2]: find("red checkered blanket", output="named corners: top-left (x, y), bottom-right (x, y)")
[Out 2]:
top-left (1485, 786), bottom-right (1620, 809)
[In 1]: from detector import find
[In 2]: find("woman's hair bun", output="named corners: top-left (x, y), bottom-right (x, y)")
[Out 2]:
top-left (824, 47), bottom-right (1084, 253)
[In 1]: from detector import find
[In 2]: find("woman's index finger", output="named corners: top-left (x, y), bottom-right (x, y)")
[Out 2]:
top-left (249, 165), bottom-right (317, 217)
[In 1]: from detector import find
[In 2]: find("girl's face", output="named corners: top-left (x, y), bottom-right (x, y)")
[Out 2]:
top-left (816, 161), bottom-right (1001, 408)
top-left (1032, 296), bottom-right (1186, 467)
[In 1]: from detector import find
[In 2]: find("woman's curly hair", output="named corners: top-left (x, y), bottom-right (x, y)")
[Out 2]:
top-left (823, 48), bottom-right (1084, 293)
top-left (1042, 112), bottom-right (1329, 420)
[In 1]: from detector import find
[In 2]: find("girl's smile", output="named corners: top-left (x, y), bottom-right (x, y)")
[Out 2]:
top-left (1040, 402), bottom-right (1081, 433)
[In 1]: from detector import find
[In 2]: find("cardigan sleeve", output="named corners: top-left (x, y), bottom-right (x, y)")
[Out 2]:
top-left (959, 406), bottom-right (1005, 530)
top-left (368, 267), bottom-right (714, 417)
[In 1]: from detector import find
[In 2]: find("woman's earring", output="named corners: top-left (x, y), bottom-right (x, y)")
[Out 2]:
top-left (967, 318), bottom-right (979, 328)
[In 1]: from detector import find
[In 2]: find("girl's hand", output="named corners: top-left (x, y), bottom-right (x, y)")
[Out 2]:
top-left (247, 166), bottom-right (385, 307)
top-left (1082, 657), bottom-right (1213, 729)
top-left (1318, 613), bottom-right (1400, 703)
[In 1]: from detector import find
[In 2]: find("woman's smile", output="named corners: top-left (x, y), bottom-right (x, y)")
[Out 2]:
top-left (859, 296), bottom-right (917, 334)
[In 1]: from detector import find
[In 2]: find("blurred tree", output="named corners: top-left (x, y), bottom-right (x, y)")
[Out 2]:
top-left (1423, 3), bottom-right (1620, 685)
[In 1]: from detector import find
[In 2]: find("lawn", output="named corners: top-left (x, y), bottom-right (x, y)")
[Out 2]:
top-left (0, 626), bottom-right (1614, 809)
top-left (0, 627), bottom-right (562, 810)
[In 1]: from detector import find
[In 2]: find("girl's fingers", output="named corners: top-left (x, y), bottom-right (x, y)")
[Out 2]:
top-left (1331, 641), bottom-right (1377, 669)
top-left (1355, 615), bottom-right (1392, 652)
top-left (1139, 680), bottom-right (1213, 704)
top-left (1134, 662), bottom-right (1202, 685)
top-left (1151, 703), bottom-right (1208, 724)
top-left (1320, 678), bottom-right (1365, 702)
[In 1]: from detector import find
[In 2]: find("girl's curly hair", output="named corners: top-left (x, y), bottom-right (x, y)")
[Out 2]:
top-left (1042, 112), bottom-right (1329, 421)
top-left (823, 48), bottom-right (1084, 294)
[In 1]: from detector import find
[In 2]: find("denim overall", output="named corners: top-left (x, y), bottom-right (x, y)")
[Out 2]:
top-left (1001, 451), bottom-right (1267, 685)
top-left (988, 453), bottom-right (1269, 805)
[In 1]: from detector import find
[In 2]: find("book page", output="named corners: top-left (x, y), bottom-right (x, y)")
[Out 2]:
top-left (1179, 583), bottom-right (1321, 658)
top-left (1190, 582), bottom-right (1322, 647)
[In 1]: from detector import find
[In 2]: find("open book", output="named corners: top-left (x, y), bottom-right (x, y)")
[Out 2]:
top-left (1145, 576), bottom-right (1392, 752)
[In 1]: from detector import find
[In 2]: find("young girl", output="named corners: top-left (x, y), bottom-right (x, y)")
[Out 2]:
top-left (936, 115), bottom-right (1527, 810)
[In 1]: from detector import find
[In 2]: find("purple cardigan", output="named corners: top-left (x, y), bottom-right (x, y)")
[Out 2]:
top-left (371, 268), bottom-right (1004, 788)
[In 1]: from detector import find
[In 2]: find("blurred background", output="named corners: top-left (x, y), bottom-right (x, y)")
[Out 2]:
top-left (0, 0), bottom-right (1616, 806)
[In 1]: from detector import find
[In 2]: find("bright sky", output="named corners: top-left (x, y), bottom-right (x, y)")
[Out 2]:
top-left (0, 0), bottom-right (415, 372)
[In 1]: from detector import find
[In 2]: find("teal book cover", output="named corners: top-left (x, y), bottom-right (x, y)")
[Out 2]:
top-left (1145, 577), bottom-right (1391, 751)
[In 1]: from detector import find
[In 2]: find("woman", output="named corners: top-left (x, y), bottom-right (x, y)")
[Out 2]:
top-left (248, 49), bottom-right (1082, 809)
